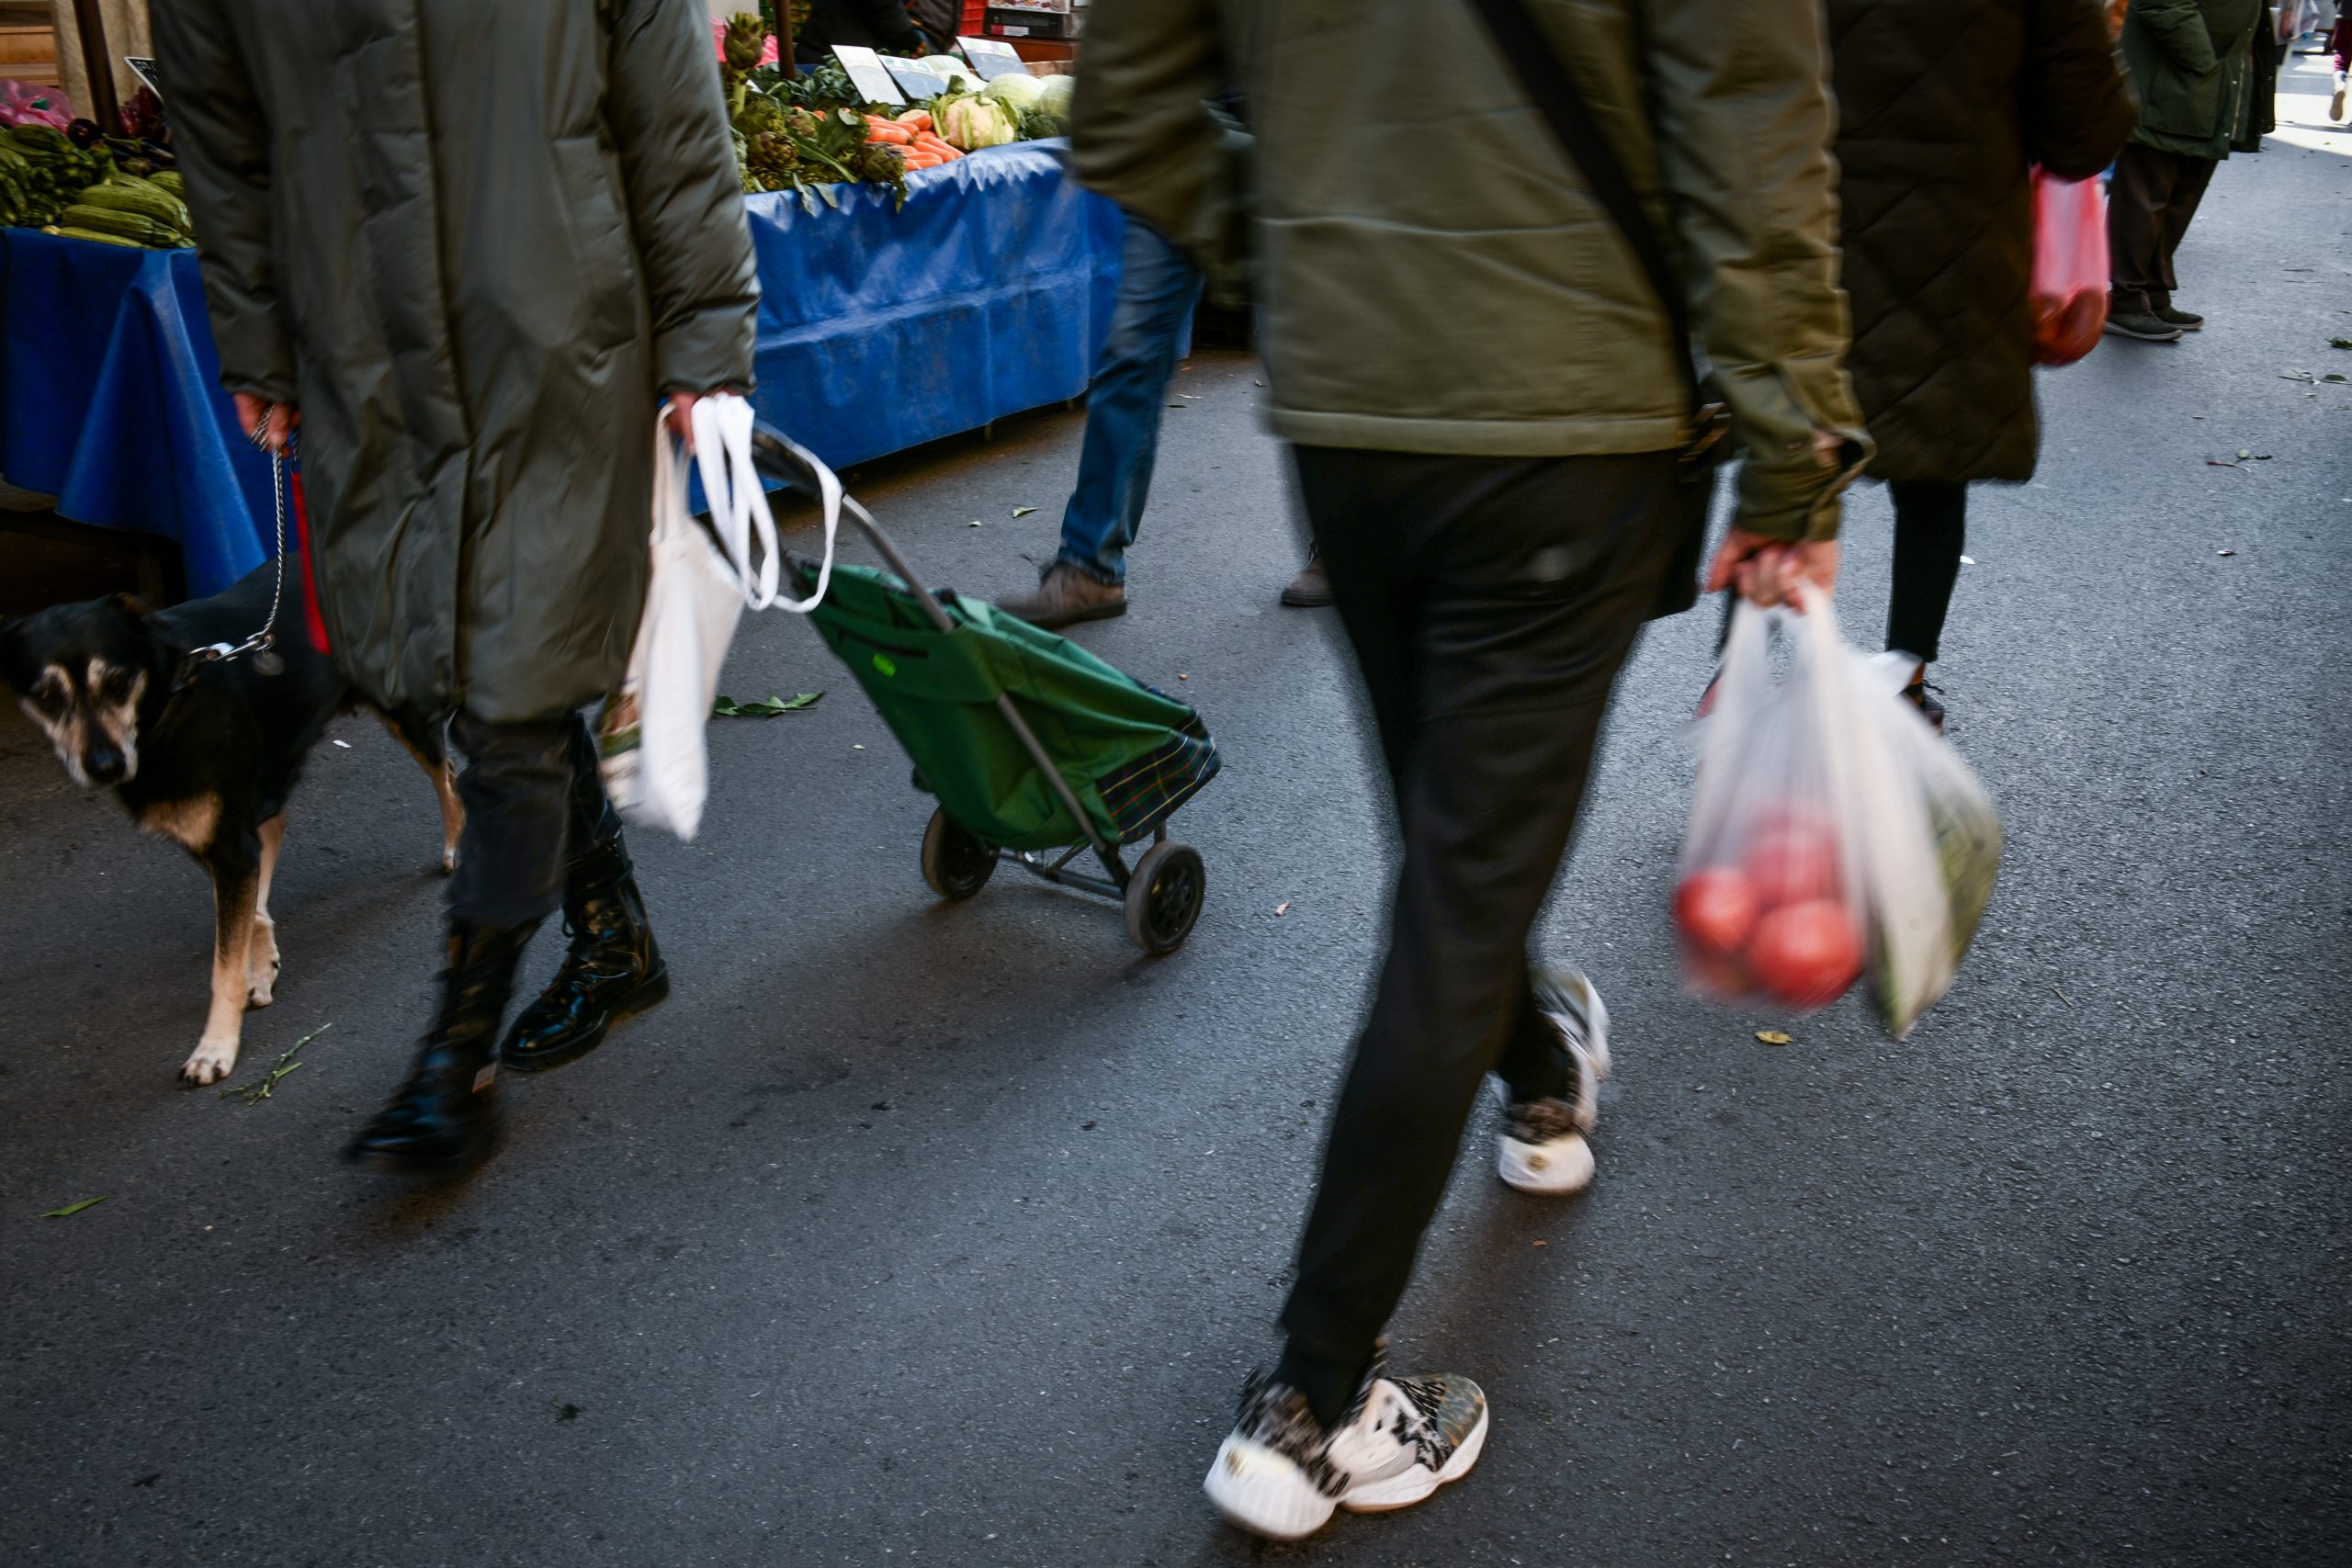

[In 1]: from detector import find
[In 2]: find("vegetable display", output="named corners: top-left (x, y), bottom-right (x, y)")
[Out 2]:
top-left (1, 93), bottom-right (190, 249)
top-left (716, 11), bottom-right (1075, 210)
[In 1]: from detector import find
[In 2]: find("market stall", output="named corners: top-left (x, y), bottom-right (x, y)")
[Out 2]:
top-left (0, 26), bottom-right (1112, 600)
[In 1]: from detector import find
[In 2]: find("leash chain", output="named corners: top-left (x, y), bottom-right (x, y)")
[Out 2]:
top-left (176, 409), bottom-right (292, 688)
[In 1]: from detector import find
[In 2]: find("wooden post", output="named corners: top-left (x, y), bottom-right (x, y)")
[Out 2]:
top-left (69, 0), bottom-right (119, 132)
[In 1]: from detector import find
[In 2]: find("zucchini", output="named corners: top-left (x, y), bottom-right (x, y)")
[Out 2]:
top-left (53, 225), bottom-right (145, 247)
top-left (56, 204), bottom-right (182, 245)
top-left (74, 179), bottom-right (190, 231)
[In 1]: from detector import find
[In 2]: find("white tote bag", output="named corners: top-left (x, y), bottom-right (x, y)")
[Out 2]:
top-left (598, 395), bottom-right (836, 841)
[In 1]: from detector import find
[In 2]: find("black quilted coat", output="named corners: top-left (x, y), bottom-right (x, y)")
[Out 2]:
top-left (1829, 0), bottom-right (2134, 482)
top-left (155, 0), bottom-right (759, 726)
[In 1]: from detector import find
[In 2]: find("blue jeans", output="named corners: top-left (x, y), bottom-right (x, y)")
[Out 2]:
top-left (1057, 217), bottom-right (1204, 585)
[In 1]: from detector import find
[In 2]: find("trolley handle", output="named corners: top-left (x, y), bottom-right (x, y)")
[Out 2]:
top-left (748, 428), bottom-right (958, 637)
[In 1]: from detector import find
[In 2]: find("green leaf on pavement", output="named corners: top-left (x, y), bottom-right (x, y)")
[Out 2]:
top-left (2331, 338), bottom-right (2351, 349)
top-left (219, 1022), bottom-right (334, 1104)
top-left (712, 692), bottom-right (823, 718)
top-left (1012, 505), bottom-right (1039, 517)
top-left (42, 1196), bottom-right (108, 1218)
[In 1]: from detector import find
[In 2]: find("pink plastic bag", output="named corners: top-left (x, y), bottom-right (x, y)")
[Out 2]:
top-left (2030, 170), bottom-right (2108, 367)
top-left (0, 79), bottom-right (73, 132)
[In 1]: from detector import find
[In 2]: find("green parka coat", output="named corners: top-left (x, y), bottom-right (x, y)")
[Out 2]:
top-left (155, 0), bottom-right (760, 726)
top-left (1071, 0), bottom-right (1868, 541)
top-left (2121, 0), bottom-right (2263, 159)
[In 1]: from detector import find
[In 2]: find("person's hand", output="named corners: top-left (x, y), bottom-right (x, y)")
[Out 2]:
top-left (1705, 527), bottom-right (1841, 611)
top-left (233, 392), bottom-right (299, 455)
top-left (664, 389), bottom-right (734, 454)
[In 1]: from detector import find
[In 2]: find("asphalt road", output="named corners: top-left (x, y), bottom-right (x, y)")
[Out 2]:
top-left (6, 72), bottom-right (2348, 1568)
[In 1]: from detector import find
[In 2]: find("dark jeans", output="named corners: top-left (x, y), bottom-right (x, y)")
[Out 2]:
top-left (1885, 479), bottom-right (1968, 665)
top-left (1056, 216), bottom-right (1204, 585)
top-left (1273, 446), bottom-right (1692, 1424)
top-left (2108, 142), bottom-right (2218, 313)
top-left (447, 710), bottom-right (617, 930)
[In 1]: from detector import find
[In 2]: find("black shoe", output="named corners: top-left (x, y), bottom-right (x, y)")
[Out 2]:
top-left (345, 919), bottom-right (538, 1174)
top-left (1279, 550), bottom-right (1334, 608)
top-left (2103, 310), bottom-right (2184, 343)
top-left (500, 834), bottom-right (668, 1073)
top-left (1902, 678), bottom-right (1947, 734)
top-left (2153, 304), bottom-right (2204, 332)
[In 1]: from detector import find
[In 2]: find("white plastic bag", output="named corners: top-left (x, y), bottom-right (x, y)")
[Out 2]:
top-left (1676, 585), bottom-right (1999, 1036)
top-left (598, 394), bottom-right (838, 841)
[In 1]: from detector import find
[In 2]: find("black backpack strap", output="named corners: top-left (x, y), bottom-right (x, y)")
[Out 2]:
top-left (1464, 0), bottom-right (1713, 435)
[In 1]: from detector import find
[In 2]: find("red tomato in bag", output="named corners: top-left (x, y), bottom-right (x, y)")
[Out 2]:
top-left (1675, 867), bottom-right (1759, 955)
top-left (1748, 900), bottom-right (1863, 1009)
top-left (1745, 824), bottom-right (1840, 908)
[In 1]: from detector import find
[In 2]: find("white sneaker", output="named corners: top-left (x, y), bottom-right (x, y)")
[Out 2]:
top-left (1204, 1361), bottom-right (1490, 1540)
top-left (1496, 969), bottom-right (1611, 1195)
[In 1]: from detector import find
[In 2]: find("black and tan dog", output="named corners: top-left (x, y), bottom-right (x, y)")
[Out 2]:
top-left (0, 562), bottom-right (462, 1085)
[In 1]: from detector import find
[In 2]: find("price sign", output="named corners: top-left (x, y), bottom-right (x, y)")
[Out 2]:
top-left (878, 57), bottom-right (944, 100)
top-left (956, 37), bottom-right (1034, 82)
top-left (830, 46), bottom-right (908, 107)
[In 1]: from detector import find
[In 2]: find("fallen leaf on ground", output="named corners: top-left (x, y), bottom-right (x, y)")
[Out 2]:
top-left (2217, 547), bottom-right (2236, 556)
top-left (1274, 901), bottom-right (1291, 916)
top-left (332, 739), bottom-right (351, 749)
top-left (1755, 1030), bottom-right (1793, 1046)
top-left (1532, 1239), bottom-right (1549, 1247)
top-left (2332, 338), bottom-right (2352, 349)
top-left (1012, 505), bottom-right (1039, 517)
top-left (42, 1196), bottom-right (108, 1218)
top-left (219, 1022), bottom-right (334, 1104)
top-left (968, 520), bottom-right (983, 528)
top-left (1177, 672), bottom-right (1190, 681)
top-left (712, 693), bottom-right (822, 717)
top-left (1960, 555), bottom-right (1976, 565)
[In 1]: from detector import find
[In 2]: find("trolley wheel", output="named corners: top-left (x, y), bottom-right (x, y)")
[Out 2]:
top-left (1124, 840), bottom-right (1205, 955)
top-left (921, 807), bottom-right (997, 900)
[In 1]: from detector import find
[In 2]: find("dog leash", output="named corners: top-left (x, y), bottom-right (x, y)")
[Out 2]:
top-left (173, 411), bottom-right (292, 692)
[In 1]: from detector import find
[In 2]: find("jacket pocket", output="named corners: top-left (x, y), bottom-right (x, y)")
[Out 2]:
top-left (550, 135), bottom-right (642, 352)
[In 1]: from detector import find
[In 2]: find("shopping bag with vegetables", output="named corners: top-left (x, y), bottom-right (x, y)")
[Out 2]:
top-left (1676, 586), bottom-right (2000, 1036)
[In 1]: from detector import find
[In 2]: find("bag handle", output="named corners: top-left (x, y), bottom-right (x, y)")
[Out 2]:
top-left (1463, 0), bottom-right (1713, 434)
top-left (662, 394), bottom-right (840, 615)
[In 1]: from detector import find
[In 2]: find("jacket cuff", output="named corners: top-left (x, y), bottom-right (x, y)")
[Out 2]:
top-left (1733, 430), bottom-right (1871, 543)
top-left (651, 308), bottom-right (758, 396)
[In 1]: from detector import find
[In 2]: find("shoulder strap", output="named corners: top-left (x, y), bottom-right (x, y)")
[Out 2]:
top-left (1463, 0), bottom-right (1701, 413)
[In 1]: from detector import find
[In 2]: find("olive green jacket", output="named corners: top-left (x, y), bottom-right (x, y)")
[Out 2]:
top-left (1071, 0), bottom-right (1867, 540)
top-left (157, 0), bottom-right (759, 725)
top-left (2121, 0), bottom-right (2262, 159)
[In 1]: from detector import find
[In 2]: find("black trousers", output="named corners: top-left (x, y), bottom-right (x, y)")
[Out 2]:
top-left (2108, 141), bottom-right (2218, 313)
top-left (446, 710), bottom-right (619, 930)
top-left (1885, 479), bottom-right (1968, 665)
top-left (1274, 446), bottom-right (1692, 1422)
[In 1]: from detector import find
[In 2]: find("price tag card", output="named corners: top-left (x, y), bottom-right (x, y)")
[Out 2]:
top-left (921, 54), bottom-right (983, 92)
top-left (956, 36), bottom-right (1034, 82)
top-left (831, 46), bottom-right (908, 106)
top-left (124, 56), bottom-right (164, 97)
top-left (878, 57), bottom-right (944, 100)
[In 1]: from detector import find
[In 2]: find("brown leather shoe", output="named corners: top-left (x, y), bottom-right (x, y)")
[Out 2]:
top-left (1000, 563), bottom-right (1127, 629)
top-left (1279, 552), bottom-right (1333, 608)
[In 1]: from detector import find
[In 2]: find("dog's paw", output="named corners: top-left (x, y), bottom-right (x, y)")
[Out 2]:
top-left (245, 970), bottom-right (277, 1010)
top-left (439, 844), bottom-right (459, 875)
top-left (181, 1040), bottom-right (238, 1086)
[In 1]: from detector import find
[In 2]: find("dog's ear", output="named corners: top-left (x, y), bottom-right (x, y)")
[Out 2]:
top-left (108, 591), bottom-right (153, 619)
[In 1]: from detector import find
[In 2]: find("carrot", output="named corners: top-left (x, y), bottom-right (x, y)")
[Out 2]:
top-left (865, 121), bottom-right (913, 144)
top-left (896, 110), bottom-right (933, 132)
top-left (903, 153), bottom-right (944, 170)
top-left (915, 135), bottom-right (962, 159)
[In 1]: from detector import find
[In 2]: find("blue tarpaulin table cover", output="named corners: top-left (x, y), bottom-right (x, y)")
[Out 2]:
top-left (0, 141), bottom-right (1122, 598)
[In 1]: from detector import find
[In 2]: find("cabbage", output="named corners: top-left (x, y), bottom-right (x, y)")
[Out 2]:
top-left (982, 72), bottom-right (1045, 112)
top-left (937, 92), bottom-right (1019, 151)
top-left (1036, 73), bottom-right (1075, 117)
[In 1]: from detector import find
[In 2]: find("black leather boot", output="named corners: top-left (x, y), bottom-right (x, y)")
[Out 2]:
top-left (499, 831), bottom-right (668, 1073)
top-left (345, 919), bottom-right (537, 1173)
